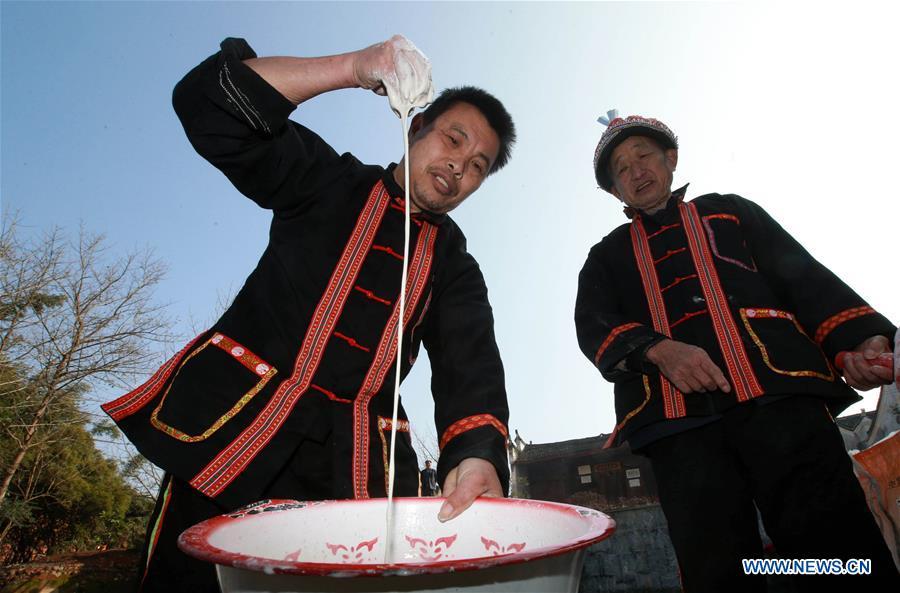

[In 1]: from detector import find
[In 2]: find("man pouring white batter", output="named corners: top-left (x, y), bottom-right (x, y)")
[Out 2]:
top-left (103, 35), bottom-right (515, 592)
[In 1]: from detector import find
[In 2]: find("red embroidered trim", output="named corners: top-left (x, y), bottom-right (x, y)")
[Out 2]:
top-left (352, 223), bottom-right (438, 499)
top-left (653, 247), bottom-right (687, 265)
top-left (661, 274), bottom-right (698, 293)
top-left (372, 244), bottom-right (404, 260)
top-left (704, 213), bottom-right (739, 223)
top-left (631, 219), bottom-right (686, 419)
top-left (593, 322), bottom-right (642, 366)
top-left (377, 416), bottom-right (411, 493)
top-left (189, 181), bottom-right (391, 498)
top-left (745, 308), bottom-right (793, 321)
top-left (670, 309), bottom-right (708, 330)
top-left (310, 383), bottom-right (352, 404)
top-left (102, 333), bottom-right (204, 421)
top-left (354, 286), bottom-right (392, 306)
top-left (646, 223), bottom-right (681, 240)
top-left (333, 331), bottom-right (371, 353)
top-left (701, 214), bottom-right (757, 272)
top-left (814, 306), bottom-right (876, 345)
top-left (378, 416), bottom-right (410, 432)
top-left (680, 202), bottom-right (763, 402)
top-left (440, 414), bottom-right (508, 450)
top-left (209, 333), bottom-right (273, 376)
top-left (603, 375), bottom-right (654, 449)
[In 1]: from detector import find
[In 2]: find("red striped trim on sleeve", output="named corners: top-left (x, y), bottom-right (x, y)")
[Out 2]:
top-left (814, 306), bottom-right (876, 345)
top-left (439, 414), bottom-right (508, 451)
top-left (593, 322), bottom-right (642, 366)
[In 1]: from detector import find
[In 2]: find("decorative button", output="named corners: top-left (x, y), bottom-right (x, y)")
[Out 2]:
top-left (255, 363), bottom-right (270, 375)
top-left (231, 346), bottom-right (245, 357)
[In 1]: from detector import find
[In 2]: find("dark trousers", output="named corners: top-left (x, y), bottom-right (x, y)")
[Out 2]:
top-left (136, 436), bottom-right (334, 593)
top-left (643, 396), bottom-right (899, 593)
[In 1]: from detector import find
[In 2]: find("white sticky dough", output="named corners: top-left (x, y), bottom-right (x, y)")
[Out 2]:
top-left (380, 37), bottom-right (434, 119)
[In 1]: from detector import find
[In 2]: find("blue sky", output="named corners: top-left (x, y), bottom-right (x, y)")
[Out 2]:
top-left (4, 1), bottom-right (898, 453)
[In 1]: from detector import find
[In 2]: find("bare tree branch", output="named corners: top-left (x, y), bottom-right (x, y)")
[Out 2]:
top-left (0, 214), bottom-right (172, 520)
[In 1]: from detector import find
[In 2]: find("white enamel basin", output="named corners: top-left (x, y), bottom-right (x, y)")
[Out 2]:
top-left (178, 497), bottom-right (615, 593)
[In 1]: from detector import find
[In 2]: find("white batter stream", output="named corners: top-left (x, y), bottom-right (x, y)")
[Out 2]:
top-left (380, 37), bottom-right (432, 563)
top-left (383, 109), bottom-right (411, 563)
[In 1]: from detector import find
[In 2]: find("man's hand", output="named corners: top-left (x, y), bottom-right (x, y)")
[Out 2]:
top-left (645, 339), bottom-right (731, 394)
top-left (841, 335), bottom-right (893, 390)
top-left (352, 35), bottom-right (433, 116)
top-left (437, 457), bottom-right (502, 523)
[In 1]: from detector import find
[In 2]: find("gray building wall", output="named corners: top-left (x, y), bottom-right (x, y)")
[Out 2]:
top-left (579, 504), bottom-right (681, 593)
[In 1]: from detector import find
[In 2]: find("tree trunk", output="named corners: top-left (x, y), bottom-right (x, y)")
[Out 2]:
top-left (0, 392), bottom-right (52, 505)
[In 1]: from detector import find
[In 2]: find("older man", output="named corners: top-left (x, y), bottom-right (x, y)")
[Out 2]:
top-left (575, 114), bottom-right (898, 592)
top-left (103, 36), bottom-right (515, 592)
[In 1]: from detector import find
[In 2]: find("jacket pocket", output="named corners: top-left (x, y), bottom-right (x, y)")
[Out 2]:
top-left (151, 332), bottom-right (277, 441)
top-left (702, 213), bottom-right (757, 271)
top-left (740, 308), bottom-right (833, 381)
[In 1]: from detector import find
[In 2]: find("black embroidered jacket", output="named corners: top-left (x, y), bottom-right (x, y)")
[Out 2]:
top-left (102, 39), bottom-right (509, 507)
top-left (575, 188), bottom-right (895, 447)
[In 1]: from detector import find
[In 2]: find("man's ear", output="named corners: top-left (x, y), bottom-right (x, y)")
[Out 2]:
top-left (409, 113), bottom-right (425, 139)
top-left (666, 148), bottom-right (678, 171)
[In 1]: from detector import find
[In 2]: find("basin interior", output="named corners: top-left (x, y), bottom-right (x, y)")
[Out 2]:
top-left (193, 497), bottom-right (610, 568)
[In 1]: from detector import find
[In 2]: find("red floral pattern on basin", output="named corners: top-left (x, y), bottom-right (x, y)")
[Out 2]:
top-left (405, 534), bottom-right (458, 561)
top-left (326, 538), bottom-right (379, 563)
top-left (481, 536), bottom-right (526, 556)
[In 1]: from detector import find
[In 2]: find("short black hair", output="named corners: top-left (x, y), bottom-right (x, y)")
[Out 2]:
top-left (421, 86), bottom-right (516, 175)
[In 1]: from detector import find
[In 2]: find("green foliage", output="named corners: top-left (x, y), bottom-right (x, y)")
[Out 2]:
top-left (0, 292), bottom-right (65, 321)
top-left (0, 216), bottom-right (170, 565)
top-left (0, 410), bottom-right (153, 563)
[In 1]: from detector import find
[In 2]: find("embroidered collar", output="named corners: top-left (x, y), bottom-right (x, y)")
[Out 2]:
top-left (625, 184), bottom-right (689, 220)
top-left (383, 164), bottom-right (448, 225)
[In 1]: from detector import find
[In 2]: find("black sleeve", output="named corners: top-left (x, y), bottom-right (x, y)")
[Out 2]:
top-left (733, 195), bottom-right (895, 358)
top-left (575, 242), bottom-right (668, 381)
top-left (172, 37), bottom-right (350, 215)
top-left (422, 230), bottom-right (510, 494)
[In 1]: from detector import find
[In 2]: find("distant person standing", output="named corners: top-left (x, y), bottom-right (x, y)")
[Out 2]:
top-left (421, 460), bottom-right (438, 496)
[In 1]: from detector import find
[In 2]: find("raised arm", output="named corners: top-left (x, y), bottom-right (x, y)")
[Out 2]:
top-left (244, 35), bottom-right (432, 114)
top-left (171, 36), bottom-right (431, 213)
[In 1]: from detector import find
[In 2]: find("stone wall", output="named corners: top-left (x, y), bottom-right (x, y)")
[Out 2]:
top-left (579, 504), bottom-right (681, 593)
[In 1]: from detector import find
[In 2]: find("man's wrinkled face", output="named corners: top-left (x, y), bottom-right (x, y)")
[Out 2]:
top-left (609, 136), bottom-right (678, 213)
top-left (395, 102), bottom-right (500, 215)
